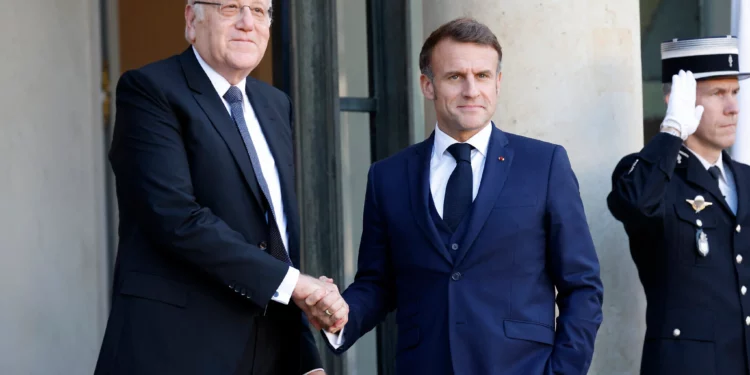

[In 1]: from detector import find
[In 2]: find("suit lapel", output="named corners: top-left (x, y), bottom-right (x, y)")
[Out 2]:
top-left (179, 48), bottom-right (265, 210)
top-left (681, 147), bottom-right (733, 216)
top-left (245, 79), bottom-right (300, 264)
top-left (454, 126), bottom-right (513, 266)
top-left (408, 133), bottom-right (453, 264)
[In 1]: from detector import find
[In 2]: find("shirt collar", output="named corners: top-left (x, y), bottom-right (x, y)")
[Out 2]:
top-left (433, 122), bottom-right (493, 160)
top-left (684, 145), bottom-right (726, 177)
top-left (193, 46), bottom-right (246, 100)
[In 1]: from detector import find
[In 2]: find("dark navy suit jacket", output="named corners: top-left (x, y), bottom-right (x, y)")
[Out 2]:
top-left (329, 126), bottom-right (603, 375)
top-left (95, 48), bottom-right (320, 375)
top-left (608, 133), bottom-right (750, 375)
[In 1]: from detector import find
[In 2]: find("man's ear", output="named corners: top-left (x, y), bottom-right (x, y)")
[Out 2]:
top-left (421, 74), bottom-right (435, 100)
top-left (185, 4), bottom-right (197, 43)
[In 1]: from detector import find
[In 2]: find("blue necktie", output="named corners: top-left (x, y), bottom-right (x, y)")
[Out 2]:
top-left (223, 86), bottom-right (292, 266)
top-left (443, 143), bottom-right (474, 231)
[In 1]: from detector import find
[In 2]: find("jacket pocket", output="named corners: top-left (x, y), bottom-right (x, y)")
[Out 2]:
top-left (119, 272), bottom-right (188, 308)
top-left (645, 308), bottom-right (714, 341)
top-left (642, 309), bottom-right (716, 375)
top-left (504, 319), bottom-right (555, 345)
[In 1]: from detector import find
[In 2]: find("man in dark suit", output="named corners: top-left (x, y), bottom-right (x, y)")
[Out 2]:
top-left (608, 36), bottom-right (750, 375)
top-left (311, 18), bottom-right (603, 374)
top-left (94, 1), bottom-right (347, 374)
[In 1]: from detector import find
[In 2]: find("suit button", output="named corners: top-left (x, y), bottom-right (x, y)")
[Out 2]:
top-left (451, 272), bottom-right (462, 281)
top-left (696, 219), bottom-right (703, 227)
top-left (742, 286), bottom-right (747, 295)
top-left (240, 288), bottom-right (247, 296)
top-left (672, 329), bottom-right (680, 337)
top-left (259, 241), bottom-right (268, 250)
top-left (738, 255), bottom-right (744, 264)
top-left (745, 316), bottom-right (750, 326)
top-left (229, 281), bottom-right (236, 289)
top-left (451, 243), bottom-right (459, 251)
top-left (738, 225), bottom-right (742, 233)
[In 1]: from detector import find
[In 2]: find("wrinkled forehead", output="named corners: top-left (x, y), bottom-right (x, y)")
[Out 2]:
top-left (195, 0), bottom-right (271, 8)
top-left (431, 40), bottom-right (499, 72)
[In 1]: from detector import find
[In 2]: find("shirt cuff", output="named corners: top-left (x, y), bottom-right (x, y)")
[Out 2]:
top-left (323, 327), bottom-right (345, 349)
top-left (271, 266), bottom-right (299, 305)
top-left (303, 368), bottom-right (324, 375)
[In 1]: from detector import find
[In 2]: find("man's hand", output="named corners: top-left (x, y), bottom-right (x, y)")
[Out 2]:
top-left (306, 280), bottom-right (349, 333)
top-left (292, 275), bottom-right (348, 332)
top-left (661, 70), bottom-right (704, 140)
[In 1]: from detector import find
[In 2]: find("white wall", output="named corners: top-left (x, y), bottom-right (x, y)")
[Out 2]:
top-left (0, 0), bottom-right (109, 373)
top-left (421, 1), bottom-right (646, 373)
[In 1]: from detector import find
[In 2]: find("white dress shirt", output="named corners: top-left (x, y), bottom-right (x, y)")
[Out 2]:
top-left (194, 47), bottom-right (299, 305)
top-left (324, 122), bottom-right (494, 349)
top-left (684, 146), bottom-right (738, 215)
top-left (430, 123), bottom-right (492, 215)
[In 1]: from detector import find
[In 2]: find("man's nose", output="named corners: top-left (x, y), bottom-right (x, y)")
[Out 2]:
top-left (462, 77), bottom-right (479, 98)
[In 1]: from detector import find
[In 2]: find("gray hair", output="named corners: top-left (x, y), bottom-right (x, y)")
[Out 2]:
top-left (185, 0), bottom-right (206, 44)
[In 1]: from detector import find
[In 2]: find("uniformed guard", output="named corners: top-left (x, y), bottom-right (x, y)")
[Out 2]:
top-left (608, 36), bottom-right (750, 375)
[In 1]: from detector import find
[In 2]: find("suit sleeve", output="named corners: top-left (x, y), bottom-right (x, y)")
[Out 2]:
top-left (326, 163), bottom-right (397, 353)
top-left (545, 146), bottom-right (604, 374)
top-left (108, 70), bottom-right (289, 309)
top-left (607, 132), bottom-right (684, 230)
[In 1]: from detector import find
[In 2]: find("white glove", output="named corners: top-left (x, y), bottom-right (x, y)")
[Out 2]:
top-left (660, 70), bottom-right (705, 140)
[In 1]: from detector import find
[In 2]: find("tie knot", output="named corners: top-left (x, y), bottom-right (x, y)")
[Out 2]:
top-left (447, 143), bottom-right (473, 163)
top-left (223, 86), bottom-right (243, 104)
top-left (708, 166), bottom-right (722, 180)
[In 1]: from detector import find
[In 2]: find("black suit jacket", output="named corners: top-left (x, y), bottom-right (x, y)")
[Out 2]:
top-left (94, 48), bottom-right (321, 375)
top-left (608, 133), bottom-right (750, 375)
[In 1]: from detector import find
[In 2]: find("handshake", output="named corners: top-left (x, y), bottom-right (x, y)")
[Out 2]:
top-left (291, 274), bottom-right (348, 333)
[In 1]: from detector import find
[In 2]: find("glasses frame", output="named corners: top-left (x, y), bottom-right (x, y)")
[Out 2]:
top-left (192, 1), bottom-right (273, 24)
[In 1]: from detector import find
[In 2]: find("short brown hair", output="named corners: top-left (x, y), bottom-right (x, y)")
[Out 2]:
top-left (419, 18), bottom-right (503, 79)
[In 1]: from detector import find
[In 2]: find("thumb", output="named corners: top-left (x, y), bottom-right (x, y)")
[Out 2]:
top-left (694, 105), bottom-right (705, 121)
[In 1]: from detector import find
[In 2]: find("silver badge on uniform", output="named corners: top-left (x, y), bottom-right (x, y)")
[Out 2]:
top-left (686, 195), bottom-right (713, 214)
top-left (696, 229), bottom-right (710, 257)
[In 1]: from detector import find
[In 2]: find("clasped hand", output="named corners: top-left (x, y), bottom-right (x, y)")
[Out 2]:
top-left (292, 274), bottom-right (348, 333)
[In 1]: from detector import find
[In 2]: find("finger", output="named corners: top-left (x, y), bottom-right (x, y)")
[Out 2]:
top-left (695, 105), bottom-right (705, 120)
top-left (319, 276), bottom-right (333, 283)
top-left (305, 288), bottom-right (327, 307)
top-left (319, 290), bottom-right (341, 308)
top-left (332, 316), bottom-right (348, 331)
top-left (327, 296), bottom-right (347, 312)
top-left (324, 282), bottom-right (339, 293)
top-left (332, 307), bottom-right (348, 329)
top-left (331, 304), bottom-right (349, 325)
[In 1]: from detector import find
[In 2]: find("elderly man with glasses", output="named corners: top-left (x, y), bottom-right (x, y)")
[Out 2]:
top-left (94, 1), bottom-right (346, 374)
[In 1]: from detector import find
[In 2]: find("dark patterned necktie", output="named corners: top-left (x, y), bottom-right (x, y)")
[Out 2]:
top-left (224, 86), bottom-right (292, 265)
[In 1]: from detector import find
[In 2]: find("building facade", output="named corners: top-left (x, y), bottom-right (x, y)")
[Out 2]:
top-left (0, 0), bottom-right (733, 374)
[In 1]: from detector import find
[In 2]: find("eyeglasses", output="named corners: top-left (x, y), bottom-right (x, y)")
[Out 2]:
top-left (193, 1), bottom-right (272, 24)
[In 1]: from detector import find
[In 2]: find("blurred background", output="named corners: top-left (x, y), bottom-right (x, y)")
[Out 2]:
top-left (0, 0), bottom-right (745, 374)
